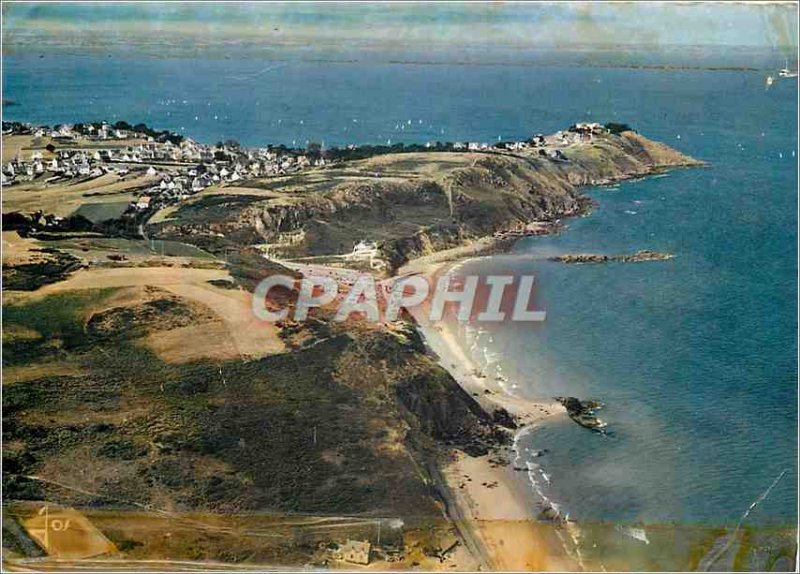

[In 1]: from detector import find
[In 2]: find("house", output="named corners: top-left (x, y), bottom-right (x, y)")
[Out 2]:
top-left (135, 195), bottom-right (152, 210)
top-left (146, 166), bottom-right (157, 177)
top-left (345, 240), bottom-right (382, 269)
top-left (338, 540), bottom-right (370, 565)
top-left (347, 240), bottom-right (379, 260)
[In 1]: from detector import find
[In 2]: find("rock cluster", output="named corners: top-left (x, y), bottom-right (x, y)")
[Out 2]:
top-left (555, 396), bottom-right (607, 433)
top-left (548, 250), bottom-right (673, 264)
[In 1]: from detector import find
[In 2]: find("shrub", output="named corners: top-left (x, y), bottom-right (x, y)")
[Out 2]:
top-left (605, 122), bottom-right (634, 135)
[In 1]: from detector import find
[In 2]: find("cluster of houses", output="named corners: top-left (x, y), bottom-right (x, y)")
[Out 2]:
top-left (2, 120), bottom-right (610, 213)
top-left (2, 149), bottom-right (108, 186)
top-left (421, 122), bottom-right (607, 156)
top-left (1, 122), bottom-right (328, 212)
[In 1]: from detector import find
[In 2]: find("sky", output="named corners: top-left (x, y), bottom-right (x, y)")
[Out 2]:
top-left (2, 2), bottom-right (798, 57)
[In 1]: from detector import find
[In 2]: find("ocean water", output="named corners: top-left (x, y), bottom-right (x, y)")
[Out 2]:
top-left (3, 55), bottom-right (797, 530)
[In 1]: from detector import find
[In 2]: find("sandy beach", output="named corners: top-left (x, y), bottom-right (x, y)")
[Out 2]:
top-left (404, 257), bottom-right (581, 571)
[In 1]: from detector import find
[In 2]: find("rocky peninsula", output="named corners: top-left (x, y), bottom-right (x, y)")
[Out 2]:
top-left (148, 128), bottom-right (703, 271)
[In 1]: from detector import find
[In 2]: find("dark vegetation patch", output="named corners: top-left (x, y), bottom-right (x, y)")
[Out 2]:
top-left (2, 289), bottom-right (115, 365)
top-left (72, 201), bottom-right (131, 223)
top-left (224, 248), bottom-right (299, 293)
top-left (86, 294), bottom-right (212, 340)
top-left (162, 194), bottom-right (265, 225)
top-left (206, 278), bottom-right (237, 289)
top-left (2, 247), bottom-right (83, 291)
top-left (604, 122), bottom-right (634, 135)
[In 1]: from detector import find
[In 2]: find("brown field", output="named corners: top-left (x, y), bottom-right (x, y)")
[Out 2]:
top-left (2, 173), bottom-right (156, 218)
top-left (1, 231), bottom-right (45, 265)
top-left (11, 266), bottom-right (284, 361)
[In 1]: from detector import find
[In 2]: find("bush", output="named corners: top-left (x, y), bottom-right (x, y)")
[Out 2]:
top-left (605, 122), bottom-right (634, 135)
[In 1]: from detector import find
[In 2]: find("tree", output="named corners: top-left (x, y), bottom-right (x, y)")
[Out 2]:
top-left (605, 122), bottom-right (634, 135)
top-left (306, 142), bottom-right (322, 160)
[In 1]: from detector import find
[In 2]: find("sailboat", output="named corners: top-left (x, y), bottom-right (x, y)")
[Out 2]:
top-left (778, 59), bottom-right (798, 79)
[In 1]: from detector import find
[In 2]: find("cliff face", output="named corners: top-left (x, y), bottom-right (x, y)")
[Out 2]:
top-left (149, 131), bottom-right (702, 268)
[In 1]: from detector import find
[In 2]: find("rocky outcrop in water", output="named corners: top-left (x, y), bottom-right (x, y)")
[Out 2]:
top-left (548, 250), bottom-right (674, 264)
top-left (555, 396), bottom-right (607, 433)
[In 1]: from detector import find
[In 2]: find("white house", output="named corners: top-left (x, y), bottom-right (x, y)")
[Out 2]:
top-left (135, 195), bottom-right (152, 210)
top-left (345, 240), bottom-right (381, 268)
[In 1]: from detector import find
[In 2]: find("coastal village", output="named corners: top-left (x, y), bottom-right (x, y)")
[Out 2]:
top-left (1, 120), bottom-right (328, 214)
top-left (1, 120), bottom-right (611, 224)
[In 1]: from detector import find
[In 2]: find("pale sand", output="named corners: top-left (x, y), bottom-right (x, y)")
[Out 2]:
top-left (420, 317), bottom-right (577, 571)
top-left (405, 259), bottom-right (579, 571)
top-left (405, 257), bottom-right (563, 425)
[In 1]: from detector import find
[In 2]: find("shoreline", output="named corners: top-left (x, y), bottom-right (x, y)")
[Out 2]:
top-left (396, 159), bottom-right (704, 570)
top-left (405, 257), bottom-right (582, 570)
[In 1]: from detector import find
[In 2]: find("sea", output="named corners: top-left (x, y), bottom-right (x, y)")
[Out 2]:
top-left (3, 52), bottom-right (797, 560)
